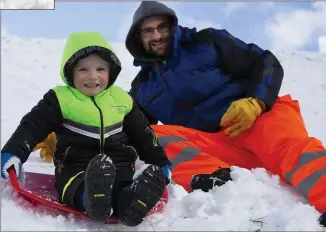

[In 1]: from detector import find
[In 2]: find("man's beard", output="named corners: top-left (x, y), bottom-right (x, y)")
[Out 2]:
top-left (146, 36), bottom-right (173, 59)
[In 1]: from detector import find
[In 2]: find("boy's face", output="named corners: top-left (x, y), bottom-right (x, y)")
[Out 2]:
top-left (73, 54), bottom-right (109, 96)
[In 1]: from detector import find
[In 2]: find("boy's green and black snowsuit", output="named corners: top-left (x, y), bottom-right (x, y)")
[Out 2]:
top-left (1, 32), bottom-right (171, 225)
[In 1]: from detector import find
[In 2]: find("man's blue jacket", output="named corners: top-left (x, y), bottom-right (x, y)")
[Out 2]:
top-left (126, 2), bottom-right (284, 133)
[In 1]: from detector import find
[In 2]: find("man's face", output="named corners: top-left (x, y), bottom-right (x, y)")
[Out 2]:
top-left (139, 15), bottom-right (173, 57)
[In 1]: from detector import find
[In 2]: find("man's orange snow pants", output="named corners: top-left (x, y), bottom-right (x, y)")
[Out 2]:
top-left (152, 95), bottom-right (326, 212)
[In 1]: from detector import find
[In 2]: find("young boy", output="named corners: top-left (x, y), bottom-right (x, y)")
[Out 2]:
top-left (0, 31), bottom-right (172, 227)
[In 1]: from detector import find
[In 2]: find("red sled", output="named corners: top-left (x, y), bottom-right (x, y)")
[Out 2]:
top-left (8, 167), bottom-right (169, 224)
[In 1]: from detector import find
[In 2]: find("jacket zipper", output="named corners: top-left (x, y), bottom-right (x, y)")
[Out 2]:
top-left (91, 96), bottom-right (105, 154)
top-left (154, 61), bottom-right (169, 90)
top-left (140, 61), bottom-right (168, 108)
top-left (57, 146), bottom-right (71, 173)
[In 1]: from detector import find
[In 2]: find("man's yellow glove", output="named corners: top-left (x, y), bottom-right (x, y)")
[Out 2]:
top-left (32, 132), bottom-right (57, 163)
top-left (220, 97), bottom-right (266, 137)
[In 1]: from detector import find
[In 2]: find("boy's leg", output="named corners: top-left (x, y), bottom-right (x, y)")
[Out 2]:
top-left (55, 167), bottom-right (85, 210)
top-left (233, 94), bottom-right (326, 212)
top-left (117, 165), bottom-right (166, 227)
top-left (110, 168), bottom-right (135, 216)
top-left (151, 125), bottom-right (263, 192)
top-left (84, 154), bottom-right (116, 221)
top-left (56, 153), bottom-right (116, 222)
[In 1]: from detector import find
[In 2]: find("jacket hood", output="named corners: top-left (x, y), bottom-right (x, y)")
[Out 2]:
top-left (125, 1), bottom-right (178, 62)
top-left (60, 31), bottom-right (122, 88)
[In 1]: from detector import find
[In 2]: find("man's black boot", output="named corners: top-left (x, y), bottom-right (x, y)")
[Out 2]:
top-left (319, 212), bottom-right (326, 227)
top-left (190, 168), bottom-right (232, 192)
top-left (84, 154), bottom-right (116, 222)
top-left (117, 165), bottom-right (166, 227)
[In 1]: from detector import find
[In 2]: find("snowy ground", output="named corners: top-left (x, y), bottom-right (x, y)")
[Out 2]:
top-left (1, 33), bottom-right (326, 231)
top-left (0, 0), bottom-right (54, 9)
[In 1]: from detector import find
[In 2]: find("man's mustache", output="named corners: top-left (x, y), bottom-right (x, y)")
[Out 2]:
top-left (148, 38), bottom-right (168, 47)
top-left (146, 35), bottom-right (173, 58)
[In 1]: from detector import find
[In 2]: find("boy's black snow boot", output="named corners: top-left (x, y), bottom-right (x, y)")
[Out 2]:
top-left (190, 168), bottom-right (232, 192)
top-left (117, 165), bottom-right (166, 227)
top-left (84, 154), bottom-right (116, 222)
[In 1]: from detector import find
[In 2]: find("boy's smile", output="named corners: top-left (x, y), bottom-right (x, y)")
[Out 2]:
top-left (73, 54), bottom-right (110, 96)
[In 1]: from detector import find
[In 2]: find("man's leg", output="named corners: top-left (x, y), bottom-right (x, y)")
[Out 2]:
top-left (152, 125), bottom-right (263, 192)
top-left (233, 94), bottom-right (326, 212)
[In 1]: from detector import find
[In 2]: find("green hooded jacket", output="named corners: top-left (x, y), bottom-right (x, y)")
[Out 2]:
top-left (53, 31), bottom-right (133, 153)
top-left (1, 32), bottom-right (171, 177)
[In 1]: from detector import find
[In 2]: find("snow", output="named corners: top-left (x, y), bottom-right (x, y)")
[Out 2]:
top-left (0, 0), bottom-right (54, 9)
top-left (1, 33), bottom-right (326, 231)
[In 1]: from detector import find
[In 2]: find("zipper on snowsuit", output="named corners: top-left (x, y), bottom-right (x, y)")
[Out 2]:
top-left (57, 146), bottom-right (71, 173)
top-left (56, 97), bottom-right (105, 173)
top-left (91, 96), bottom-right (105, 155)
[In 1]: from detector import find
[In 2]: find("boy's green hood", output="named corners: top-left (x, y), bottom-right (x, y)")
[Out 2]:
top-left (60, 31), bottom-right (122, 88)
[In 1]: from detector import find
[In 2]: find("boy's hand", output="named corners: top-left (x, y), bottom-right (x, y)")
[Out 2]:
top-left (161, 165), bottom-right (172, 185)
top-left (1, 153), bottom-right (24, 183)
top-left (33, 132), bottom-right (57, 163)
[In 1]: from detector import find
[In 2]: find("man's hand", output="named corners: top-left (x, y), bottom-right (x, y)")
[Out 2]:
top-left (33, 132), bottom-right (57, 163)
top-left (220, 97), bottom-right (265, 137)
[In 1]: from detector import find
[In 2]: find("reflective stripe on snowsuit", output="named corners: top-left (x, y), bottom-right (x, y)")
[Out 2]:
top-left (153, 94), bottom-right (326, 212)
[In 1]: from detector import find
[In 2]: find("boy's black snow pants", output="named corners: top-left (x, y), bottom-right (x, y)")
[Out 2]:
top-left (54, 163), bottom-right (134, 214)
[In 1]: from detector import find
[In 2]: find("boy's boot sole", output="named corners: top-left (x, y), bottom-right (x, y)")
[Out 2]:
top-left (119, 165), bottom-right (166, 227)
top-left (84, 154), bottom-right (116, 222)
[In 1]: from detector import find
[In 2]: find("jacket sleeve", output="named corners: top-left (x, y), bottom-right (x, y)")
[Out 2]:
top-left (128, 71), bottom-right (159, 125)
top-left (1, 89), bottom-right (63, 163)
top-left (123, 97), bottom-right (171, 167)
top-left (206, 28), bottom-right (284, 110)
